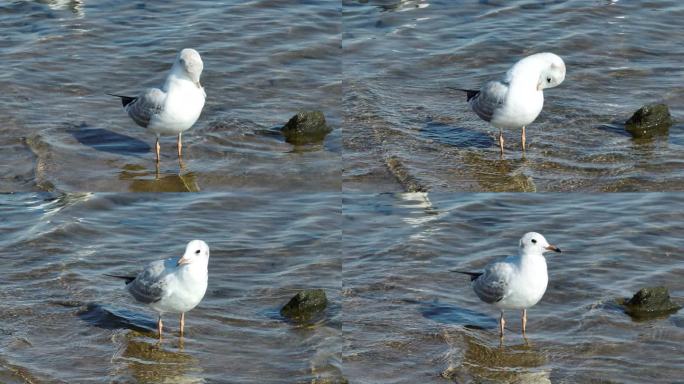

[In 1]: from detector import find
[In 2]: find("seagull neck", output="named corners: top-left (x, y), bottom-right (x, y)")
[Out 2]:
top-left (507, 59), bottom-right (546, 90)
top-left (508, 72), bottom-right (540, 91)
top-left (518, 250), bottom-right (545, 265)
top-left (163, 67), bottom-right (192, 91)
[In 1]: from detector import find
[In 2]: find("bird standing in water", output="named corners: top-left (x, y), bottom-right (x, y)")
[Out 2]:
top-left (454, 232), bottom-right (561, 340)
top-left (109, 48), bottom-right (206, 168)
top-left (458, 53), bottom-right (565, 156)
top-left (106, 240), bottom-right (210, 339)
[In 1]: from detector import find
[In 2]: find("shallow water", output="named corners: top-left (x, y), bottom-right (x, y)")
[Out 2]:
top-left (0, 1), bottom-right (341, 192)
top-left (343, 0), bottom-right (684, 191)
top-left (342, 193), bottom-right (684, 383)
top-left (0, 193), bottom-right (341, 383)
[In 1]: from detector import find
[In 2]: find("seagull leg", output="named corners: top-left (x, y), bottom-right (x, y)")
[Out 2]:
top-left (154, 137), bottom-right (161, 178)
top-left (177, 132), bottom-right (183, 160)
top-left (177, 133), bottom-right (186, 169)
top-left (499, 310), bottom-right (505, 340)
top-left (498, 129), bottom-right (505, 157)
top-left (521, 126), bottom-right (526, 151)
top-left (180, 312), bottom-right (185, 336)
top-left (157, 315), bottom-right (163, 340)
top-left (155, 136), bottom-right (161, 164)
top-left (522, 308), bottom-right (527, 336)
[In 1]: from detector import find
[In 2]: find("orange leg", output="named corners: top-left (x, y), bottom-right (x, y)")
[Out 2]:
top-left (157, 315), bottom-right (163, 340)
top-left (155, 137), bottom-right (161, 164)
top-left (521, 126), bottom-right (526, 151)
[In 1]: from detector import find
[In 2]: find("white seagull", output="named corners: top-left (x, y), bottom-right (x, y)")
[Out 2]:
top-left (455, 232), bottom-right (561, 339)
top-left (457, 53), bottom-right (566, 156)
top-left (106, 240), bottom-right (210, 339)
top-left (109, 48), bottom-right (206, 165)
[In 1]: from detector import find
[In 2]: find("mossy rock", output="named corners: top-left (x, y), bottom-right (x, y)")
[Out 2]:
top-left (280, 289), bottom-right (328, 322)
top-left (281, 111), bottom-right (332, 145)
top-left (618, 286), bottom-right (682, 319)
top-left (624, 103), bottom-right (672, 138)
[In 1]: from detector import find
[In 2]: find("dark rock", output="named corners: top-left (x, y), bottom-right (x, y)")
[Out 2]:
top-left (281, 111), bottom-right (332, 145)
top-left (280, 289), bottom-right (327, 322)
top-left (618, 286), bottom-right (682, 319)
top-left (624, 103), bottom-right (673, 138)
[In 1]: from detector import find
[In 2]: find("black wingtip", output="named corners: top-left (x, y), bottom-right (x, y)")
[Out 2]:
top-left (106, 93), bottom-right (137, 108)
top-left (451, 270), bottom-right (483, 281)
top-left (446, 87), bottom-right (480, 101)
top-left (464, 90), bottom-right (480, 102)
top-left (104, 274), bottom-right (136, 285)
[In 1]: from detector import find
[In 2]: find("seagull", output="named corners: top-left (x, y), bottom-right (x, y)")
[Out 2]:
top-left (454, 232), bottom-right (561, 339)
top-left (108, 48), bottom-right (206, 165)
top-left (106, 240), bottom-right (210, 339)
top-left (457, 53), bottom-right (565, 156)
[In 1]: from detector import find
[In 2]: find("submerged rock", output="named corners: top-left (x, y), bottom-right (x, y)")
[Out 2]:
top-left (624, 103), bottom-right (673, 138)
top-left (280, 289), bottom-right (328, 322)
top-left (618, 286), bottom-right (682, 319)
top-left (386, 155), bottom-right (428, 192)
top-left (281, 111), bottom-right (332, 145)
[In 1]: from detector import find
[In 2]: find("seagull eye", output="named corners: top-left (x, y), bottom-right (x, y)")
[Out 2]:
top-left (546, 77), bottom-right (551, 83)
top-left (195, 249), bottom-right (201, 254)
top-left (531, 239), bottom-right (537, 244)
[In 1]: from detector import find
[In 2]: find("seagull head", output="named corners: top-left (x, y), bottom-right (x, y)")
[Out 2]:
top-left (535, 53), bottom-right (565, 91)
top-left (519, 232), bottom-right (561, 255)
top-left (175, 48), bottom-right (204, 88)
top-left (177, 239), bottom-right (210, 266)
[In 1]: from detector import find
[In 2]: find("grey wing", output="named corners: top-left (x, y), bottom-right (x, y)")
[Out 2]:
top-left (125, 88), bottom-right (166, 128)
top-left (469, 80), bottom-right (508, 122)
top-left (472, 262), bottom-right (511, 303)
top-left (127, 260), bottom-right (167, 304)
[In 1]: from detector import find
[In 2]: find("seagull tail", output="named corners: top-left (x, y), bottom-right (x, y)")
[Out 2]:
top-left (450, 270), bottom-right (483, 281)
top-left (104, 274), bottom-right (136, 285)
top-left (446, 87), bottom-right (480, 102)
top-left (106, 93), bottom-right (137, 108)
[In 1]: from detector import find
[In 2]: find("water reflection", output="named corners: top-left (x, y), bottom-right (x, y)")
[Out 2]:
top-left (397, 192), bottom-right (446, 242)
top-left (371, 0), bottom-right (431, 13)
top-left (442, 332), bottom-right (550, 383)
top-left (119, 165), bottom-right (200, 192)
top-left (112, 333), bottom-right (205, 384)
top-left (462, 152), bottom-right (536, 192)
top-left (42, 0), bottom-right (85, 18)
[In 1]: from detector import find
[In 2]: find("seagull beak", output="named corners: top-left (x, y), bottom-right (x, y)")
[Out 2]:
top-left (177, 255), bottom-right (192, 266)
top-left (545, 245), bottom-right (562, 253)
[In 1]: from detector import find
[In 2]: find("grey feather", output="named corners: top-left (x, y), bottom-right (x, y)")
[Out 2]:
top-left (125, 88), bottom-right (166, 128)
top-left (126, 259), bottom-right (168, 304)
top-left (469, 81), bottom-right (508, 122)
top-left (472, 261), bottom-right (510, 304)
